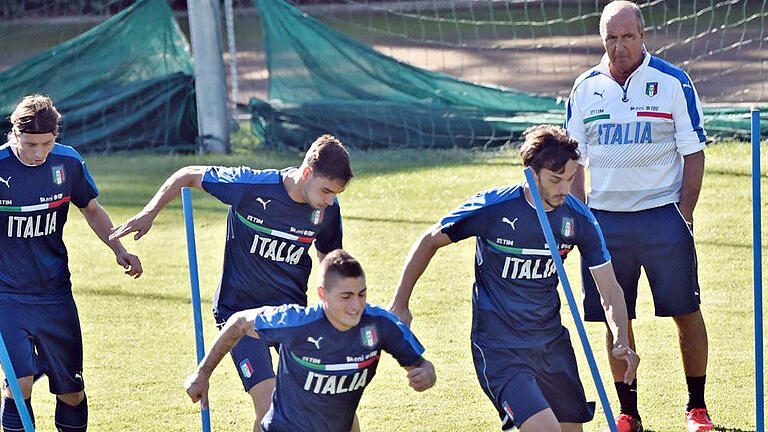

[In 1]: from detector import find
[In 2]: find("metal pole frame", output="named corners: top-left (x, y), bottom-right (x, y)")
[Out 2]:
top-left (752, 108), bottom-right (764, 432)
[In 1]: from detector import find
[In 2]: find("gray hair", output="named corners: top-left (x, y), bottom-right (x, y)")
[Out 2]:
top-left (600, 1), bottom-right (645, 36)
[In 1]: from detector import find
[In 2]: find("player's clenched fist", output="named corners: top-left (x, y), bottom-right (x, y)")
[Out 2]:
top-left (185, 372), bottom-right (210, 409)
top-left (407, 359), bottom-right (436, 392)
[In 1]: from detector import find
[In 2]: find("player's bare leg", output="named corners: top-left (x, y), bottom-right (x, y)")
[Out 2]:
top-left (518, 408), bottom-right (562, 432)
top-left (2, 375), bottom-right (33, 399)
top-left (673, 310), bottom-right (708, 377)
top-left (560, 422), bottom-right (583, 432)
top-left (248, 378), bottom-right (276, 432)
top-left (674, 310), bottom-right (713, 431)
top-left (350, 413), bottom-right (360, 432)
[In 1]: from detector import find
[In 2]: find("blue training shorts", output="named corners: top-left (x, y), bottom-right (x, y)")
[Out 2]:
top-left (581, 203), bottom-right (700, 322)
top-left (0, 294), bottom-right (85, 394)
top-left (471, 328), bottom-right (595, 429)
top-left (215, 310), bottom-right (277, 392)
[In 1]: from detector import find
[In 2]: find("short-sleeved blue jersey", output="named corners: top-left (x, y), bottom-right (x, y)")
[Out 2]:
top-left (0, 143), bottom-right (98, 301)
top-left (252, 303), bottom-right (424, 432)
top-left (441, 184), bottom-right (610, 348)
top-left (202, 167), bottom-right (343, 318)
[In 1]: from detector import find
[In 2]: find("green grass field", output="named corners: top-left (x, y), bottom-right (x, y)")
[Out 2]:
top-left (2, 142), bottom-right (767, 431)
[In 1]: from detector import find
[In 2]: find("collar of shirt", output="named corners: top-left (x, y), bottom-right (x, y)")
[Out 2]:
top-left (596, 45), bottom-right (651, 82)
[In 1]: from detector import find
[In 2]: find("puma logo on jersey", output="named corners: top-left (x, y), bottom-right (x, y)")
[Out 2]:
top-left (593, 90), bottom-right (604, 98)
top-left (501, 217), bottom-right (518, 230)
top-left (307, 336), bottom-right (323, 349)
top-left (256, 197), bottom-right (271, 210)
top-left (682, 83), bottom-right (692, 89)
top-left (0, 176), bottom-right (10, 188)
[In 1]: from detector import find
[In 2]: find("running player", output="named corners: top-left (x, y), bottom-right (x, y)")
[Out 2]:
top-left (185, 249), bottom-right (436, 432)
top-left (109, 134), bottom-right (352, 431)
top-left (389, 125), bottom-right (638, 432)
top-left (0, 95), bottom-right (142, 432)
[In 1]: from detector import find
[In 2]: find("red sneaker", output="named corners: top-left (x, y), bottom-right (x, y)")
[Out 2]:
top-left (686, 408), bottom-right (715, 432)
top-left (604, 414), bottom-right (643, 432)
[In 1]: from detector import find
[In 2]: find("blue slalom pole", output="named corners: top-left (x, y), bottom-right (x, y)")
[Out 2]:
top-left (182, 188), bottom-right (212, 432)
top-left (0, 331), bottom-right (35, 432)
top-left (752, 108), bottom-right (765, 432)
top-left (523, 168), bottom-right (618, 432)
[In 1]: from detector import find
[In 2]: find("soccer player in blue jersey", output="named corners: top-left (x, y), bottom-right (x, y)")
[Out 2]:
top-left (0, 95), bottom-right (143, 432)
top-left (565, 3), bottom-right (710, 431)
top-left (185, 249), bottom-right (436, 432)
top-left (110, 134), bottom-right (353, 431)
top-left (389, 125), bottom-right (639, 432)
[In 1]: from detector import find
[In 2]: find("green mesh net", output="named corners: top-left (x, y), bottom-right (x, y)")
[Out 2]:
top-left (249, 0), bottom-right (766, 149)
top-left (0, 0), bottom-right (198, 152)
top-left (250, 0), bottom-right (564, 149)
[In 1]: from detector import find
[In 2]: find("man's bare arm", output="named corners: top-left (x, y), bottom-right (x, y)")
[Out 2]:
top-left (109, 166), bottom-right (207, 241)
top-left (388, 224), bottom-right (453, 326)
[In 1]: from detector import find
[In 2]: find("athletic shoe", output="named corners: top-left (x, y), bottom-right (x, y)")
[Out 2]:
top-left (604, 414), bottom-right (643, 432)
top-left (686, 408), bottom-right (715, 432)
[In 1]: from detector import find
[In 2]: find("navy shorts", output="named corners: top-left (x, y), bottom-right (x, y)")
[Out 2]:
top-left (471, 329), bottom-right (595, 429)
top-left (0, 294), bottom-right (85, 394)
top-left (581, 203), bottom-right (700, 322)
top-left (216, 312), bottom-right (277, 392)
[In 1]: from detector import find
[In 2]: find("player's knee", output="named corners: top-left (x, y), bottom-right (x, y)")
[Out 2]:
top-left (3, 376), bottom-right (34, 400)
top-left (56, 391), bottom-right (85, 406)
top-left (55, 393), bottom-right (87, 432)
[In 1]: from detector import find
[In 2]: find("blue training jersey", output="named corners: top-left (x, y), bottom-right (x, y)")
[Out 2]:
top-left (441, 184), bottom-right (610, 348)
top-left (202, 167), bottom-right (343, 319)
top-left (0, 143), bottom-right (98, 301)
top-left (253, 303), bottom-right (424, 432)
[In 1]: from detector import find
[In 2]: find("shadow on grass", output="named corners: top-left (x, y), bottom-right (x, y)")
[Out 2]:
top-left (345, 215), bottom-right (434, 225)
top-left (79, 287), bottom-right (211, 306)
top-left (708, 168), bottom-right (754, 178)
top-left (714, 426), bottom-right (756, 432)
top-left (697, 239), bottom-right (751, 249)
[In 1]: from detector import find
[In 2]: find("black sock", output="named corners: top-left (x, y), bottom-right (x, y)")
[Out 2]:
top-left (55, 394), bottom-right (88, 432)
top-left (615, 380), bottom-right (641, 420)
top-left (686, 375), bottom-right (707, 411)
top-left (1, 397), bottom-right (34, 432)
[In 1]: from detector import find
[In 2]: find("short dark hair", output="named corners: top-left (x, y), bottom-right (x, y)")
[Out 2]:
top-left (303, 134), bottom-right (353, 183)
top-left (519, 125), bottom-right (580, 173)
top-left (319, 249), bottom-right (365, 289)
top-left (9, 94), bottom-right (61, 137)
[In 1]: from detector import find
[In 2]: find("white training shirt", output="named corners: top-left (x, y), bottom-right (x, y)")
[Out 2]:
top-left (564, 52), bottom-right (706, 212)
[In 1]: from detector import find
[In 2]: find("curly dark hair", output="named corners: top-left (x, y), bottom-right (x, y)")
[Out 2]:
top-left (519, 125), bottom-right (580, 173)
